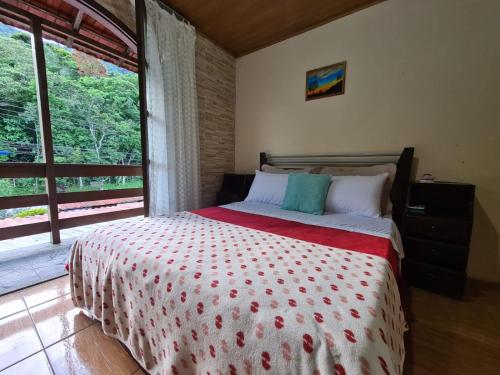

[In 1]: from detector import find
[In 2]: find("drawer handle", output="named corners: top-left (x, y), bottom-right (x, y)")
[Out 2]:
top-left (431, 225), bottom-right (437, 230)
top-left (430, 248), bottom-right (437, 253)
top-left (426, 272), bottom-right (436, 281)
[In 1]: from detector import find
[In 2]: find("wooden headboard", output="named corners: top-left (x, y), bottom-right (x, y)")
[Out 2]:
top-left (259, 147), bottom-right (414, 230)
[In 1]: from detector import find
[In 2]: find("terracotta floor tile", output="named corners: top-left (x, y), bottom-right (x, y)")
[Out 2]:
top-left (0, 311), bottom-right (43, 371)
top-left (0, 292), bottom-right (26, 320)
top-left (45, 325), bottom-right (139, 375)
top-left (0, 352), bottom-right (53, 375)
top-left (30, 294), bottom-right (95, 347)
top-left (22, 276), bottom-right (70, 308)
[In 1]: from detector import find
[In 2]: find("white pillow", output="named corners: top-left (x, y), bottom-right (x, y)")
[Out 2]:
top-left (324, 173), bottom-right (389, 217)
top-left (319, 164), bottom-right (397, 214)
top-left (245, 171), bottom-right (289, 205)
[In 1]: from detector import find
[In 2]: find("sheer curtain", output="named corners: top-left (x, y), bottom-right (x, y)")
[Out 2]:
top-left (144, 0), bottom-right (201, 216)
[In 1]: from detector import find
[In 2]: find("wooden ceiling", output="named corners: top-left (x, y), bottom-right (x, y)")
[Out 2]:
top-left (1, 1), bottom-right (384, 61)
top-left (163, 0), bottom-right (384, 56)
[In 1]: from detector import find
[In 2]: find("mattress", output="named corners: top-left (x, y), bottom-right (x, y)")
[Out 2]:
top-left (69, 203), bottom-right (407, 374)
top-left (224, 201), bottom-right (405, 260)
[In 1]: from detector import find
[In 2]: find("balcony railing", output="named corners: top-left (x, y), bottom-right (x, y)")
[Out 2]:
top-left (0, 162), bottom-right (144, 241)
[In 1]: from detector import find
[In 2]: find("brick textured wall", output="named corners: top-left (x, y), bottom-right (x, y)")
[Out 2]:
top-left (196, 35), bottom-right (236, 207)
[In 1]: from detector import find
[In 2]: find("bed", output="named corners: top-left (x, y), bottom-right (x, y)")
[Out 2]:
top-left (69, 148), bottom-right (414, 375)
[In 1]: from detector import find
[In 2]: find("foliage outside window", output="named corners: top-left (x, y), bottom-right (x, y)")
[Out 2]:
top-left (0, 22), bottom-right (142, 196)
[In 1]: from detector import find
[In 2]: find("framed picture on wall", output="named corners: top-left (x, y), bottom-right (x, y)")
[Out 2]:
top-left (305, 61), bottom-right (346, 101)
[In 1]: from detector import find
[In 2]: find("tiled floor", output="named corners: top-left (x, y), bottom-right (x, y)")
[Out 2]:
top-left (1, 276), bottom-right (499, 374)
top-left (0, 276), bottom-right (144, 375)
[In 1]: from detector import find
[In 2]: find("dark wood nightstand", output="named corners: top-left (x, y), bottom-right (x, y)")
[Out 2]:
top-left (402, 182), bottom-right (475, 297)
top-left (216, 173), bottom-right (255, 205)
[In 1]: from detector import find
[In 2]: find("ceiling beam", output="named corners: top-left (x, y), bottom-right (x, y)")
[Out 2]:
top-left (72, 9), bottom-right (84, 31)
top-left (43, 21), bottom-right (138, 66)
top-left (0, 2), bottom-right (137, 70)
top-left (116, 46), bottom-right (131, 67)
top-left (0, 0), bottom-right (131, 54)
top-left (64, 0), bottom-right (137, 52)
top-left (67, 9), bottom-right (84, 47)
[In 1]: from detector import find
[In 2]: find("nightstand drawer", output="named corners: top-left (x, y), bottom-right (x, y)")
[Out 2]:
top-left (404, 215), bottom-right (471, 244)
top-left (403, 259), bottom-right (466, 296)
top-left (404, 237), bottom-right (468, 271)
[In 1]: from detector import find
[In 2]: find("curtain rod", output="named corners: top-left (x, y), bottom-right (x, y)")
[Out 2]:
top-left (151, 0), bottom-right (191, 25)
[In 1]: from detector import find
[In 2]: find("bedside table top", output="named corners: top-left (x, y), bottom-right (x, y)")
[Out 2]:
top-left (408, 181), bottom-right (475, 218)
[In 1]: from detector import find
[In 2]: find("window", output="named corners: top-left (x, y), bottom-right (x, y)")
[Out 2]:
top-left (0, 5), bottom-right (144, 243)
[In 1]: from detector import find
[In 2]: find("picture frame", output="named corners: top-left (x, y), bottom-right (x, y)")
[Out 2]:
top-left (305, 61), bottom-right (346, 101)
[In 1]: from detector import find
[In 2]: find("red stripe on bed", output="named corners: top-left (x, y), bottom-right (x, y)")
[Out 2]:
top-left (192, 207), bottom-right (399, 274)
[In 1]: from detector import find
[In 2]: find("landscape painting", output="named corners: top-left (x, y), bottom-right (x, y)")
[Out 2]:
top-left (306, 61), bottom-right (346, 100)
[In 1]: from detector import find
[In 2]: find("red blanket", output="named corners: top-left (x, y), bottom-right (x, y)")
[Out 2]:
top-left (193, 207), bottom-right (399, 275)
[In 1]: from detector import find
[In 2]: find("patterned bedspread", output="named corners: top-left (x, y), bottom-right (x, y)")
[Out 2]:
top-left (69, 207), bottom-right (406, 374)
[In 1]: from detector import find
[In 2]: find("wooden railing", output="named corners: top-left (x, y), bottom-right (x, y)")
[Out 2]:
top-left (0, 163), bottom-right (145, 242)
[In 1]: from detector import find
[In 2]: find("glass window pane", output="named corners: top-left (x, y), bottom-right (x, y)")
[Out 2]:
top-left (43, 39), bottom-right (142, 165)
top-left (0, 22), bottom-right (42, 163)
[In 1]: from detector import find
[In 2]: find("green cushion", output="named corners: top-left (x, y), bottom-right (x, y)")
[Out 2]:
top-left (281, 173), bottom-right (331, 215)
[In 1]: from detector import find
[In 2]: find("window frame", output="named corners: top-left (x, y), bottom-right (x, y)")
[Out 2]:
top-left (0, 1), bottom-right (149, 242)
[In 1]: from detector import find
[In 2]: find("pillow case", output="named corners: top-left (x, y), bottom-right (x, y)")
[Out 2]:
top-left (319, 164), bottom-right (397, 214)
top-left (261, 164), bottom-right (314, 174)
top-left (281, 173), bottom-right (331, 215)
top-left (324, 173), bottom-right (388, 217)
top-left (245, 171), bottom-right (289, 205)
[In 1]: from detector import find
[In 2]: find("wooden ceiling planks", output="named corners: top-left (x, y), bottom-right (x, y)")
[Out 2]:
top-left (1, 0), bottom-right (385, 63)
top-left (162, 0), bottom-right (384, 56)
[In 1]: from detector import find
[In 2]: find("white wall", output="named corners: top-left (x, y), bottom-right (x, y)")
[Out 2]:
top-left (235, 0), bottom-right (500, 282)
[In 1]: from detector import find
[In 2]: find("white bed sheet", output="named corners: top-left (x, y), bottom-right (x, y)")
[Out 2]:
top-left (223, 201), bottom-right (405, 260)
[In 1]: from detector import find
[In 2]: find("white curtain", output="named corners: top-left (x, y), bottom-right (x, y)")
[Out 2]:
top-left (145, 0), bottom-right (201, 216)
